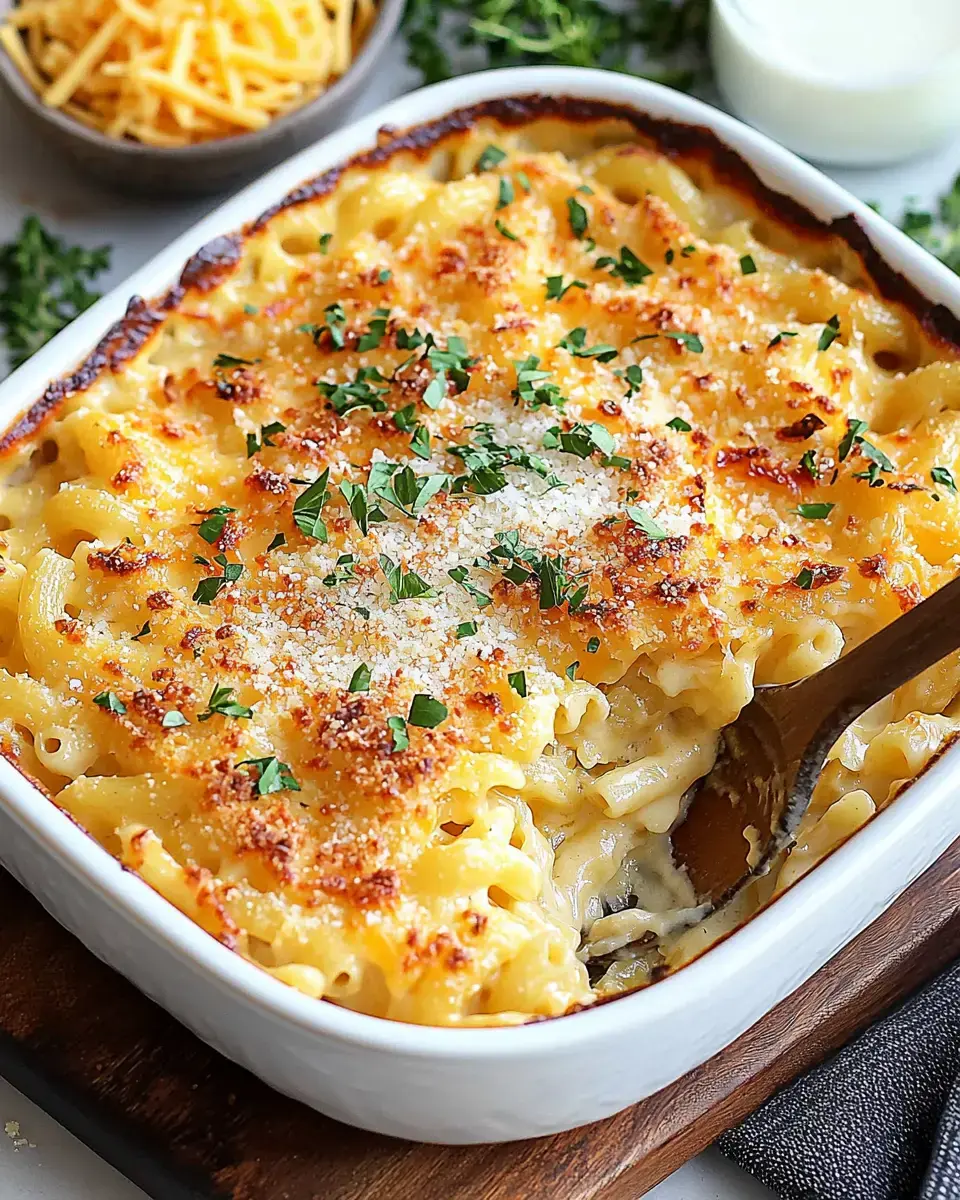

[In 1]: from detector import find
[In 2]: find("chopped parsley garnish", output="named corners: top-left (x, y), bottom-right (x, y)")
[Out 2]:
top-left (932, 466), bottom-right (958, 494)
top-left (387, 715), bottom-right (409, 752)
top-left (791, 502), bottom-right (835, 519)
top-left (323, 554), bottom-right (357, 587)
top-left (319, 301), bottom-right (347, 349)
top-left (626, 505), bottom-right (668, 540)
top-left (512, 355), bottom-right (567, 410)
top-left (162, 710), bottom-right (188, 729)
top-left (339, 478), bottom-right (387, 537)
top-left (426, 335), bottom-right (476, 393)
top-left (565, 661), bottom-right (579, 681)
top-left (196, 505), bottom-right (236, 544)
top-left (566, 195), bottom-right (589, 238)
top-left (494, 218), bottom-right (519, 241)
top-left (380, 554), bottom-right (436, 602)
top-left (378, 268), bottom-right (392, 283)
top-left (768, 330), bottom-right (797, 348)
top-left (193, 554), bottom-right (243, 604)
top-left (475, 144), bottom-right (506, 172)
top-left (245, 420), bottom-right (286, 457)
top-left (449, 423), bottom-right (563, 494)
top-left (557, 326), bottom-right (617, 362)
top-left (516, 171), bottom-right (531, 192)
top-left (614, 364), bottom-right (644, 397)
top-left (242, 304), bottom-right (259, 315)
top-left (586, 636), bottom-right (600, 653)
top-left (364, 463), bottom-right (449, 521)
top-left (545, 274), bottom-right (587, 301)
top-left (794, 567), bottom-right (814, 590)
top-left (838, 418), bottom-right (894, 487)
top-left (498, 177), bottom-right (515, 209)
top-left (93, 690), bottom-right (126, 714)
top-left (213, 353), bottom-right (256, 370)
top-left (739, 254), bottom-right (757, 275)
top-left (349, 663), bottom-right (372, 693)
top-left (266, 532), bottom-right (285, 552)
top-left (318, 233), bottom-right (333, 253)
top-left (409, 424), bottom-right (432, 460)
top-left (448, 565), bottom-right (492, 608)
top-left (319, 365), bottom-right (390, 416)
top-left (357, 307), bottom-right (391, 352)
top-left (817, 314), bottom-right (841, 352)
top-left (666, 416), bottom-right (692, 432)
top-left (456, 620), bottom-right (478, 638)
top-left (131, 621), bottom-right (150, 641)
top-left (292, 470), bottom-right (330, 541)
top-left (408, 693), bottom-right (448, 728)
top-left (392, 403), bottom-right (418, 432)
top-left (663, 330), bottom-right (703, 353)
top-left (508, 670), bottom-right (527, 697)
top-left (595, 245), bottom-right (653, 285)
top-left (485, 531), bottom-right (589, 612)
top-left (198, 683), bottom-right (253, 722)
top-left (0, 216), bottom-right (111, 367)
top-left (237, 756), bottom-right (300, 794)
top-left (800, 449), bottom-right (820, 480)
top-left (543, 421), bottom-right (618, 463)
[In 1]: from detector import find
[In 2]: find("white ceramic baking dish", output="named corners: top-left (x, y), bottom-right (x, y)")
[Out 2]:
top-left (2, 66), bottom-right (960, 1147)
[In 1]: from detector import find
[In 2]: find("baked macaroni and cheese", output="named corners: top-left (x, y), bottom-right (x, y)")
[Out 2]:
top-left (2, 98), bottom-right (960, 1026)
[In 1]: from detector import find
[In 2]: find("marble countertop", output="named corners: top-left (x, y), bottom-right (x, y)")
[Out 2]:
top-left (0, 34), bottom-right (958, 1200)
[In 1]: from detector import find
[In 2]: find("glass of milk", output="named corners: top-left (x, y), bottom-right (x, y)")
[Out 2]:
top-left (711, 0), bottom-right (960, 165)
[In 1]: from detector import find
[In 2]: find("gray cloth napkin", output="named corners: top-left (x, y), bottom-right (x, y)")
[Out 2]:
top-left (719, 958), bottom-right (960, 1199)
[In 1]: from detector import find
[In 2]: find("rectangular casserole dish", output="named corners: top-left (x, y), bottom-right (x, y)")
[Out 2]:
top-left (1, 65), bottom-right (960, 1145)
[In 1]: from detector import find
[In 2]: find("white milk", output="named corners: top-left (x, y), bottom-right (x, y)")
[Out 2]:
top-left (711, 0), bottom-right (960, 164)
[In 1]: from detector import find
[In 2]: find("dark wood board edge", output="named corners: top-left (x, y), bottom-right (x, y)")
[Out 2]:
top-left (0, 843), bottom-right (959, 1200)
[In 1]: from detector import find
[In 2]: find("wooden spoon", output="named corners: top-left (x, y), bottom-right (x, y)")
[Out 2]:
top-left (670, 572), bottom-right (960, 913)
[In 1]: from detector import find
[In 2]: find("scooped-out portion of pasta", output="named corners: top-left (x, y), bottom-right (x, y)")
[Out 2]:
top-left (2, 99), bottom-right (960, 1026)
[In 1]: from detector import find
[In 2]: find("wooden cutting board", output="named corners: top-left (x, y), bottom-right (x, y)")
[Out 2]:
top-left (1, 841), bottom-right (960, 1200)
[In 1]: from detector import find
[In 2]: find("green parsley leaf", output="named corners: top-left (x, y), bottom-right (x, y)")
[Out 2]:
top-left (516, 171), bottom-right (531, 192)
top-left (409, 423), bottom-right (431, 460)
top-left (193, 554), bottom-right (243, 604)
top-left (456, 620), bottom-right (478, 639)
top-left (487, 532), bottom-right (589, 612)
top-left (323, 554), bottom-right (357, 587)
top-left (132, 620), bottom-right (150, 641)
top-left (817, 314), bottom-right (841, 352)
top-left (242, 304), bottom-right (259, 315)
top-left (594, 245), bottom-right (653, 285)
top-left (932, 466), bottom-right (958, 494)
top-left (739, 254), bottom-right (757, 275)
top-left (266, 532), bottom-right (286, 552)
top-left (626, 505), bottom-right (668, 540)
top-left (565, 661), bottom-right (579, 681)
top-left (93, 690), bottom-right (126, 714)
top-left (495, 218), bottom-right (519, 241)
top-left (213, 353), bottom-right (256, 370)
top-left (370, 464), bottom-right (449, 520)
top-left (196, 505), bottom-right (236, 544)
top-left (586, 636), bottom-right (600, 653)
top-left (543, 420), bottom-right (617, 461)
top-left (392, 403), bottom-right (419, 432)
top-left (237, 756), bottom-right (300, 794)
top-left (380, 554), bottom-right (436, 602)
top-left (245, 420), bottom-right (286, 457)
top-left (0, 216), bottom-right (110, 367)
top-left (409, 693), bottom-right (448, 727)
top-left (557, 326), bottom-right (617, 362)
top-left (512, 355), bottom-right (567, 410)
top-left (475, 144), bottom-right (506, 172)
top-left (566, 195), bottom-right (589, 239)
top-left (663, 330), bottom-right (703, 352)
top-left (838, 417), bottom-right (870, 462)
top-left (318, 232), bottom-right (333, 253)
top-left (614, 364), bottom-right (644, 397)
top-left (498, 177), bottom-right (515, 209)
top-left (198, 683), bottom-right (253, 722)
top-left (357, 306), bottom-right (391, 352)
top-left (448, 565), bottom-right (492, 608)
top-left (545, 274), bottom-right (587, 301)
top-left (338, 478), bottom-right (387, 537)
top-left (794, 567), bottom-right (815, 590)
top-left (319, 365), bottom-right (390, 416)
top-left (387, 715), bottom-right (409, 752)
top-left (378, 268), bottom-right (392, 283)
top-left (161, 710), bottom-right (188, 728)
top-left (349, 663), bottom-right (372, 693)
top-left (666, 416), bottom-right (692, 432)
top-left (790, 502), bottom-right (835, 519)
top-left (293, 470), bottom-right (330, 541)
top-left (508, 670), bottom-right (527, 697)
top-left (800, 449), bottom-right (820, 481)
top-left (768, 330), bottom-right (798, 348)
top-left (316, 301), bottom-right (347, 350)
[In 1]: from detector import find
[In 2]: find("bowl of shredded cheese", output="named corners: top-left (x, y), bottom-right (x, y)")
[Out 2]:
top-left (0, 0), bottom-right (402, 194)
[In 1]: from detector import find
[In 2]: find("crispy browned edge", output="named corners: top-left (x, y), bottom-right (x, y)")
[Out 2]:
top-left (3, 92), bottom-right (960, 460)
top-left (2, 92), bottom-right (959, 1025)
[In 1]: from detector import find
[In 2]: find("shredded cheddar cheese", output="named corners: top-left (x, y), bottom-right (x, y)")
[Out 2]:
top-left (0, 0), bottom-right (379, 146)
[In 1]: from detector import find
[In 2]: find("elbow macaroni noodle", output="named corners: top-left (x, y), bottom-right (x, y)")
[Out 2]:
top-left (2, 106), bottom-right (960, 1025)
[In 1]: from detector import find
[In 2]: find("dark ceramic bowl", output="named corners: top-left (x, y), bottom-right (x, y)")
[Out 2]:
top-left (0, 0), bottom-right (404, 197)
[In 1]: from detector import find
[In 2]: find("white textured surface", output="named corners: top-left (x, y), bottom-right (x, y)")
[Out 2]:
top-left (0, 41), bottom-right (958, 1200)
